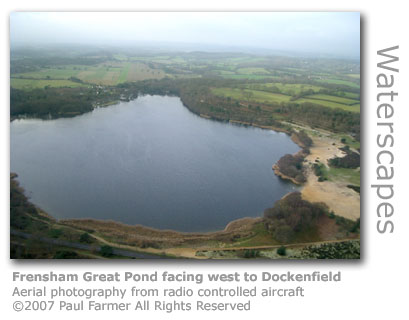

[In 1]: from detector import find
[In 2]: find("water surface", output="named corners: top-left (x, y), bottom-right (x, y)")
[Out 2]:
top-left (11, 96), bottom-right (299, 232)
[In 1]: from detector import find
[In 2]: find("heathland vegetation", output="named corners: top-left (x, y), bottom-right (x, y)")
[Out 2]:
top-left (10, 46), bottom-right (360, 259)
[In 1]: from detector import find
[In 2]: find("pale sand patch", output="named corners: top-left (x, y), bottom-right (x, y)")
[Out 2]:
top-left (302, 134), bottom-right (360, 220)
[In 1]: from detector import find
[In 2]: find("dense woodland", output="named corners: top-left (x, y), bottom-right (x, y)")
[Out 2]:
top-left (328, 147), bottom-right (360, 169)
top-left (10, 87), bottom-right (94, 118)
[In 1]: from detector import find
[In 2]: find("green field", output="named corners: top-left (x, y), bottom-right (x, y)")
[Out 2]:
top-left (327, 167), bottom-right (360, 186)
top-left (334, 134), bottom-right (361, 150)
top-left (236, 67), bottom-right (270, 74)
top-left (262, 83), bottom-right (323, 95)
top-left (13, 66), bottom-right (84, 79)
top-left (118, 62), bottom-right (131, 83)
top-left (218, 70), bottom-right (236, 75)
top-left (340, 91), bottom-right (360, 99)
top-left (297, 97), bottom-right (360, 112)
top-left (211, 87), bottom-right (290, 104)
top-left (317, 78), bottom-right (360, 89)
top-left (10, 78), bottom-right (88, 90)
top-left (305, 94), bottom-right (359, 105)
top-left (11, 61), bottom-right (165, 87)
top-left (220, 74), bottom-right (275, 80)
top-left (317, 163), bottom-right (360, 186)
top-left (212, 86), bottom-right (360, 113)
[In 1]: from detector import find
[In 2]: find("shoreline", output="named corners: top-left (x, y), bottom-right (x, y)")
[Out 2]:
top-left (272, 164), bottom-right (303, 185)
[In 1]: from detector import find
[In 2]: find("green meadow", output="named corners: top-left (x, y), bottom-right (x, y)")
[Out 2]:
top-left (10, 78), bottom-right (88, 90)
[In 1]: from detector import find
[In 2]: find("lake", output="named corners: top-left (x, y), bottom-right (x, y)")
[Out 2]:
top-left (10, 95), bottom-right (299, 232)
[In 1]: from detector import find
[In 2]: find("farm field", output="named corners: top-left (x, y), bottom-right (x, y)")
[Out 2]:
top-left (10, 78), bottom-right (88, 90)
top-left (220, 74), bottom-right (276, 80)
top-left (11, 61), bottom-right (166, 88)
top-left (316, 77), bottom-right (359, 89)
top-left (266, 83), bottom-right (323, 94)
top-left (297, 97), bottom-right (360, 112)
top-left (302, 94), bottom-right (358, 105)
top-left (212, 84), bottom-right (360, 113)
top-left (339, 91), bottom-right (360, 99)
top-left (236, 67), bottom-right (270, 74)
top-left (211, 87), bottom-right (291, 104)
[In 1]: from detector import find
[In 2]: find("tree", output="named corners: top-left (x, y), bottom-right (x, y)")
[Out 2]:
top-left (243, 90), bottom-right (254, 103)
top-left (79, 232), bottom-right (92, 244)
top-left (100, 245), bottom-right (114, 257)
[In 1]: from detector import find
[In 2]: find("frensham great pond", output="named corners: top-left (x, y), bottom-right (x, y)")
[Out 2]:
top-left (11, 95), bottom-right (300, 232)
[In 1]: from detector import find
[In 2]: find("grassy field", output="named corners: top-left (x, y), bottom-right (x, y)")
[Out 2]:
top-left (126, 62), bottom-right (165, 81)
top-left (220, 74), bottom-right (275, 80)
top-left (317, 78), bottom-right (360, 89)
top-left (11, 61), bottom-right (165, 88)
top-left (212, 87), bottom-right (360, 113)
top-left (305, 94), bottom-right (359, 105)
top-left (274, 83), bottom-right (322, 94)
top-left (256, 83), bottom-right (323, 95)
top-left (297, 97), bottom-right (360, 112)
top-left (327, 167), bottom-right (360, 186)
top-left (13, 66), bottom-right (82, 79)
top-left (346, 73), bottom-right (360, 79)
top-left (331, 134), bottom-right (361, 150)
top-left (10, 78), bottom-right (88, 90)
top-left (236, 67), bottom-right (270, 74)
top-left (211, 87), bottom-right (290, 104)
top-left (340, 91), bottom-right (360, 99)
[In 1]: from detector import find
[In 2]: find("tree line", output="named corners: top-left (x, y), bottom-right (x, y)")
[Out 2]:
top-left (11, 77), bottom-right (360, 140)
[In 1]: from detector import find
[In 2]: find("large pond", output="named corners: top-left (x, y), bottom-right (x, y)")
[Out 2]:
top-left (10, 95), bottom-right (299, 232)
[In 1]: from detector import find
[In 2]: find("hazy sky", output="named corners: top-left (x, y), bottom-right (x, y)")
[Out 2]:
top-left (10, 12), bottom-right (360, 58)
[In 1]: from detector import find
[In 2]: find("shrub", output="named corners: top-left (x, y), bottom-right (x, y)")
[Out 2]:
top-left (329, 150), bottom-right (360, 169)
top-left (48, 228), bottom-right (63, 239)
top-left (275, 154), bottom-right (306, 183)
top-left (277, 246), bottom-right (286, 256)
top-left (53, 250), bottom-right (79, 259)
top-left (243, 249), bottom-right (259, 259)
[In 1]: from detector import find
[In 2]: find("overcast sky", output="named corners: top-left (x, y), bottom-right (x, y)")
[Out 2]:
top-left (10, 12), bottom-right (360, 58)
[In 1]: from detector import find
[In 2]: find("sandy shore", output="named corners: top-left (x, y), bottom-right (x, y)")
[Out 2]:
top-left (60, 216), bottom-right (262, 257)
top-left (301, 134), bottom-right (360, 221)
